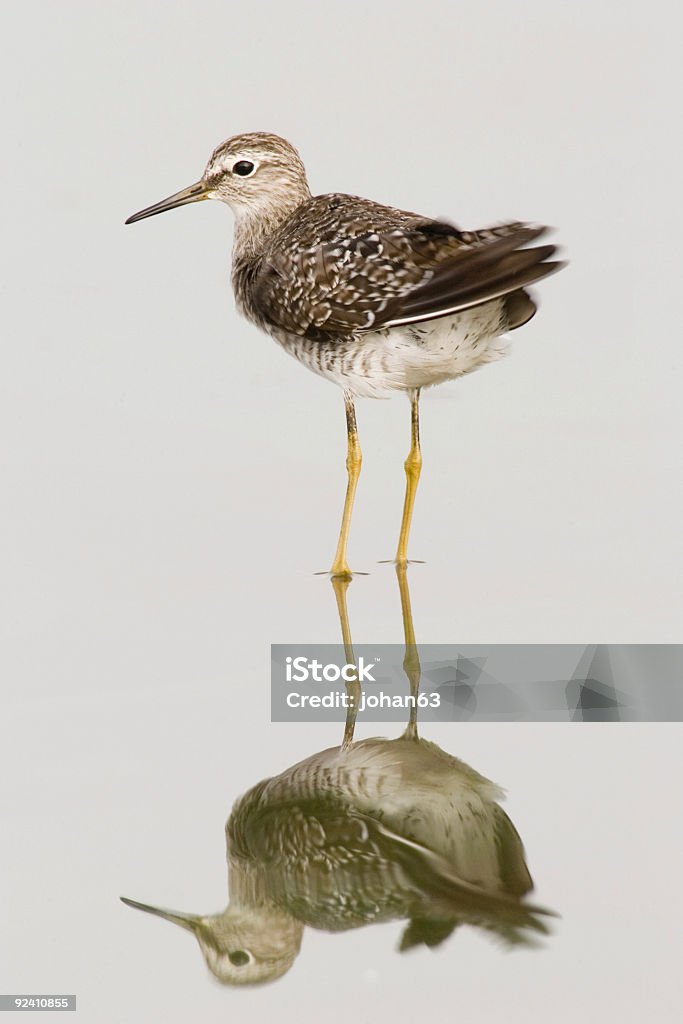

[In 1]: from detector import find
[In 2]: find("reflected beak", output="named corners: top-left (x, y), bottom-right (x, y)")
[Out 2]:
top-left (120, 896), bottom-right (200, 932)
top-left (125, 181), bottom-right (212, 225)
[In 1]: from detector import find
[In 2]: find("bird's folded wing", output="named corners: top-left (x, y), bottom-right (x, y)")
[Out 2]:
top-left (253, 222), bottom-right (562, 338)
top-left (228, 791), bottom-right (380, 866)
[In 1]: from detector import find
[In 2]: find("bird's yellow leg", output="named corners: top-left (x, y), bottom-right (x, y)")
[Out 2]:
top-left (331, 576), bottom-right (361, 749)
top-left (395, 389), bottom-right (422, 566)
top-left (329, 396), bottom-right (362, 580)
top-left (395, 563), bottom-right (421, 740)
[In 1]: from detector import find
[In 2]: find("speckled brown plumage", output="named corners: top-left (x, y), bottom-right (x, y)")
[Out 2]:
top-left (238, 204), bottom-right (555, 341)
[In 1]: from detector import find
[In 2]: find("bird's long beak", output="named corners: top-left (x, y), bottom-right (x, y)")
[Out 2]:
top-left (120, 896), bottom-right (200, 932)
top-left (125, 181), bottom-right (212, 225)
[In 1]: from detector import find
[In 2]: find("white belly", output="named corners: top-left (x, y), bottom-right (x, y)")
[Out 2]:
top-left (271, 300), bottom-right (508, 398)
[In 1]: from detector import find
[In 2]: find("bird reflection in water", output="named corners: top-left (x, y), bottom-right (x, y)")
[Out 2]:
top-left (122, 568), bottom-right (555, 985)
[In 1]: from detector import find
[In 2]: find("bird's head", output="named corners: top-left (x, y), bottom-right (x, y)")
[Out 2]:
top-left (120, 896), bottom-right (303, 986)
top-left (125, 132), bottom-right (311, 230)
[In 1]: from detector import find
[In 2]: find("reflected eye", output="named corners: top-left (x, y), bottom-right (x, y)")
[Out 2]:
top-left (232, 160), bottom-right (255, 177)
top-left (228, 950), bottom-right (251, 967)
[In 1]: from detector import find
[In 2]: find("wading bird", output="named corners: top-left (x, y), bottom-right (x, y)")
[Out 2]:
top-left (127, 133), bottom-right (563, 577)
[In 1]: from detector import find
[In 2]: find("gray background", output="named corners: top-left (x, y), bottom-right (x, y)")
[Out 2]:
top-left (1, 1), bottom-right (681, 1021)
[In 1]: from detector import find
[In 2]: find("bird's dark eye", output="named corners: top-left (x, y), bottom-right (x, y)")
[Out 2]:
top-left (232, 160), bottom-right (255, 177)
top-left (228, 950), bottom-right (250, 967)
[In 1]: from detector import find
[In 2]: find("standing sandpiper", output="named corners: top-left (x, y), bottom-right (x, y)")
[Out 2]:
top-left (127, 133), bottom-right (563, 577)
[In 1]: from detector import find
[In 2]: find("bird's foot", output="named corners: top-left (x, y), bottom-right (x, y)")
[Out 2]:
top-left (378, 558), bottom-right (425, 567)
top-left (314, 567), bottom-right (369, 580)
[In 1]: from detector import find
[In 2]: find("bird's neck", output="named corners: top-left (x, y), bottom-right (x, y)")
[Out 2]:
top-left (232, 187), bottom-right (311, 260)
top-left (228, 857), bottom-right (279, 908)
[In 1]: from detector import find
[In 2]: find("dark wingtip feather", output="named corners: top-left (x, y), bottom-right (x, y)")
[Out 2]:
top-left (372, 230), bottom-right (565, 330)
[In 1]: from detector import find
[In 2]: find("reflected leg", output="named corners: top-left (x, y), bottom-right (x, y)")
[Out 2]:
top-left (331, 577), bottom-right (361, 749)
top-left (396, 563), bottom-right (421, 740)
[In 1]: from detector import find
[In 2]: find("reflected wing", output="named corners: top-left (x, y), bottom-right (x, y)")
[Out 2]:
top-left (253, 220), bottom-right (561, 339)
top-left (228, 788), bottom-right (383, 869)
top-left (228, 792), bottom-right (418, 930)
top-left (228, 791), bottom-right (554, 946)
